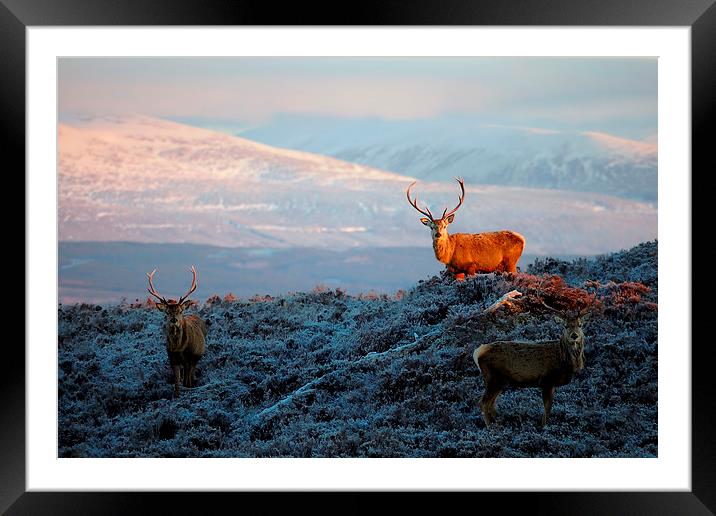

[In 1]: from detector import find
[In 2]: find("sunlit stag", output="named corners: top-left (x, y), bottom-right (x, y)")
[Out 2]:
top-left (406, 178), bottom-right (525, 278)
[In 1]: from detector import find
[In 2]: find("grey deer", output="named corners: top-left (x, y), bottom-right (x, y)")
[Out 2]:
top-left (473, 297), bottom-right (594, 426)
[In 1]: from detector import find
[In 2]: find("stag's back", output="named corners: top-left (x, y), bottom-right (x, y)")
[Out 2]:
top-left (474, 340), bottom-right (567, 386)
top-left (450, 230), bottom-right (525, 272)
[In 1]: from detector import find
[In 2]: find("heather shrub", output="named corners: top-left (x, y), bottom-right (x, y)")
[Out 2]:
top-left (59, 241), bottom-right (657, 457)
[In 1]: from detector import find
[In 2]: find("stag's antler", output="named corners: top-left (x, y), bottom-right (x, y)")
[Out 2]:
top-left (146, 268), bottom-right (167, 304)
top-left (579, 291), bottom-right (598, 317)
top-left (406, 181), bottom-right (435, 221)
top-left (442, 177), bottom-right (466, 219)
top-left (540, 298), bottom-right (562, 315)
top-left (178, 265), bottom-right (198, 304)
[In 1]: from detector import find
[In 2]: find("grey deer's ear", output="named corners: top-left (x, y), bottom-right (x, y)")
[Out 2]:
top-left (580, 311), bottom-right (591, 322)
top-left (420, 217), bottom-right (431, 226)
top-left (554, 315), bottom-right (565, 325)
top-left (446, 214), bottom-right (455, 224)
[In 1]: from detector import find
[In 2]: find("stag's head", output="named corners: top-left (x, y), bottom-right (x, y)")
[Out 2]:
top-left (147, 266), bottom-right (198, 337)
top-left (406, 177), bottom-right (465, 239)
top-left (541, 295), bottom-right (596, 346)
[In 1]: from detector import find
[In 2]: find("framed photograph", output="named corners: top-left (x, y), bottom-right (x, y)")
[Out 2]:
top-left (7, 0), bottom-right (712, 513)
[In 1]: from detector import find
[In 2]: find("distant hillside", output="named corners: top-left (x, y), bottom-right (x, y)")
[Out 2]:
top-left (58, 241), bottom-right (657, 458)
top-left (227, 115), bottom-right (658, 202)
top-left (58, 115), bottom-right (656, 255)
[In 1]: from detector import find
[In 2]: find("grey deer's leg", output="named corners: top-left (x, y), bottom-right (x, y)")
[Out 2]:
top-left (541, 386), bottom-right (555, 426)
top-left (480, 379), bottom-right (505, 427)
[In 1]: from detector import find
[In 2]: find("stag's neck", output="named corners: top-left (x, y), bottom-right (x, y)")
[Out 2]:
top-left (165, 323), bottom-right (186, 352)
top-left (558, 337), bottom-right (585, 372)
top-left (432, 233), bottom-right (455, 264)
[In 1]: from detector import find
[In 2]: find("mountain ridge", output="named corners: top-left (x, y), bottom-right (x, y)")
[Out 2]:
top-left (59, 115), bottom-right (656, 254)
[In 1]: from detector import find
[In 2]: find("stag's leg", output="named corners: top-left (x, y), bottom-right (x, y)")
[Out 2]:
top-left (477, 362), bottom-right (496, 426)
top-left (480, 387), bottom-right (502, 426)
top-left (172, 364), bottom-right (181, 398)
top-left (541, 386), bottom-right (555, 425)
top-left (499, 257), bottom-right (517, 274)
top-left (487, 387), bottom-right (502, 421)
top-left (186, 363), bottom-right (193, 388)
top-left (187, 360), bottom-right (197, 388)
top-left (480, 378), bottom-right (505, 427)
top-left (478, 392), bottom-right (492, 426)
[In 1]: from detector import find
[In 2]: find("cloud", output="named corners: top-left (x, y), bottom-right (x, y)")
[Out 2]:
top-left (58, 57), bottom-right (657, 130)
top-left (60, 75), bottom-right (497, 122)
top-left (582, 131), bottom-right (658, 157)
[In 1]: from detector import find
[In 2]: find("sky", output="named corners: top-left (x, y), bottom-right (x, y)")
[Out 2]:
top-left (58, 57), bottom-right (657, 140)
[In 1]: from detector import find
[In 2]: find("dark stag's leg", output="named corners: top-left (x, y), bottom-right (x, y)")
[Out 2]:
top-left (187, 361), bottom-right (196, 388)
top-left (541, 386), bottom-right (556, 426)
top-left (183, 363), bottom-right (191, 387)
top-left (172, 365), bottom-right (181, 398)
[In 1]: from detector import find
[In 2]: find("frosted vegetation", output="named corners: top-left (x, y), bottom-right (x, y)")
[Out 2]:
top-left (58, 241), bottom-right (657, 457)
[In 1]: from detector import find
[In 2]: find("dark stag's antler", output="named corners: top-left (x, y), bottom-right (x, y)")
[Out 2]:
top-left (146, 266), bottom-right (197, 305)
top-left (146, 268), bottom-right (168, 304)
top-left (178, 265), bottom-right (198, 304)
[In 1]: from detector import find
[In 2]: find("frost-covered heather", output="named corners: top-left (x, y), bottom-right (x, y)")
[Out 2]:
top-left (58, 241), bottom-right (658, 458)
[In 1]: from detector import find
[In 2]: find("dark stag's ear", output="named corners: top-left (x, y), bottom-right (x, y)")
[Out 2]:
top-left (155, 302), bottom-right (166, 312)
top-left (181, 299), bottom-right (193, 310)
top-left (446, 214), bottom-right (455, 224)
top-left (420, 217), bottom-right (431, 226)
top-left (554, 315), bottom-right (565, 325)
top-left (581, 311), bottom-right (591, 322)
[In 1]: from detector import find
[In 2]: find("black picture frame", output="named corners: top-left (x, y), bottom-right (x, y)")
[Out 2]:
top-left (5, 0), bottom-right (713, 513)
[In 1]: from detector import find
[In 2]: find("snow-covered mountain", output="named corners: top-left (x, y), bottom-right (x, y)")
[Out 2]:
top-left (59, 115), bottom-right (656, 255)
top-left (233, 115), bottom-right (658, 202)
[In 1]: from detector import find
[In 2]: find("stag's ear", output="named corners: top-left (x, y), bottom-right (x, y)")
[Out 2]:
top-left (581, 312), bottom-right (591, 322)
top-left (554, 315), bottom-right (565, 325)
top-left (446, 214), bottom-right (455, 224)
top-left (154, 302), bottom-right (166, 312)
top-left (181, 299), bottom-right (193, 310)
top-left (420, 217), bottom-right (431, 226)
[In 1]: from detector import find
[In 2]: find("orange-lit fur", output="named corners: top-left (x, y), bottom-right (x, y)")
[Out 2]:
top-left (408, 178), bottom-right (525, 276)
top-left (429, 224), bottom-right (525, 274)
